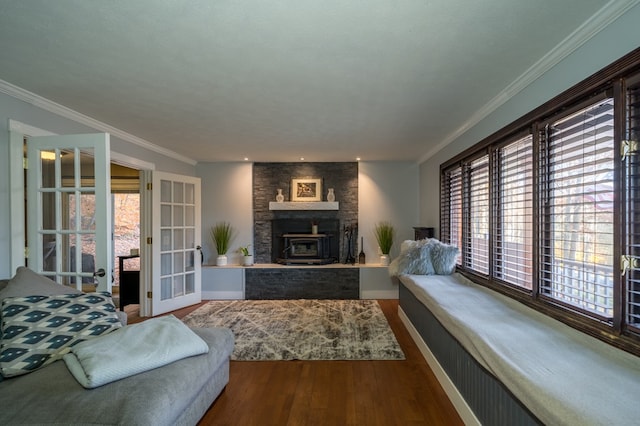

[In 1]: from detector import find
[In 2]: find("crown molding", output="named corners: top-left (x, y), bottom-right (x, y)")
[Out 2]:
top-left (418, 0), bottom-right (640, 164)
top-left (0, 79), bottom-right (197, 166)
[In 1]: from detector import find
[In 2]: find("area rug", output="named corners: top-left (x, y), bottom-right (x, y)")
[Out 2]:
top-left (181, 299), bottom-right (405, 361)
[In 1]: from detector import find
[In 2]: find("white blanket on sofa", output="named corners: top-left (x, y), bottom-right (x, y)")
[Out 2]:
top-left (63, 315), bottom-right (209, 388)
top-left (400, 273), bottom-right (640, 426)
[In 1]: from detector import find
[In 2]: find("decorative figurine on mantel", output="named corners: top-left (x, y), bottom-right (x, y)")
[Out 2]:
top-left (276, 188), bottom-right (284, 202)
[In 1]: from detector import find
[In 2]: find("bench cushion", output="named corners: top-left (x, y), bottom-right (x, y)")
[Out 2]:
top-left (400, 273), bottom-right (640, 426)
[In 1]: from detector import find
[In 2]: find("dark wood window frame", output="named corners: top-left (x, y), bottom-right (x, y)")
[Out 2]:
top-left (440, 47), bottom-right (640, 356)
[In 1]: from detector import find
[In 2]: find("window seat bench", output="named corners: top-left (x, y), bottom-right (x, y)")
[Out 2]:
top-left (398, 273), bottom-right (640, 426)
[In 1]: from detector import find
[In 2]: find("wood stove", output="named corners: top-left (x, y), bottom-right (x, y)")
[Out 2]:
top-left (279, 233), bottom-right (333, 264)
top-left (272, 219), bottom-right (339, 265)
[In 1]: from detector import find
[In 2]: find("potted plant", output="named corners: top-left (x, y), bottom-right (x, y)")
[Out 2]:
top-left (374, 221), bottom-right (395, 266)
top-left (210, 222), bottom-right (234, 266)
top-left (239, 244), bottom-right (253, 266)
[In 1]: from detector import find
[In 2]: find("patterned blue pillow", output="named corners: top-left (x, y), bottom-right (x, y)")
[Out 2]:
top-left (0, 292), bottom-right (121, 378)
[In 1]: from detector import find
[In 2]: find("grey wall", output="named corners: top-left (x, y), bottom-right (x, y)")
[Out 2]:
top-left (0, 92), bottom-right (196, 278)
top-left (196, 161), bottom-right (418, 267)
top-left (418, 3), bottom-right (640, 235)
top-left (196, 162), bottom-right (254, 265)
top-left (358, 161), bottom-right (419, 261)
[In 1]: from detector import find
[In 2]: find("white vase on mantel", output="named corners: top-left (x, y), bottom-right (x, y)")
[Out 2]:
top-left (380, 254), bottom-right (390, 266)
top-left (276, 189), bottom-right (284, 203)
top-left (216, 255), bottom-right (228, 266)
top-left (327, 188), bottom-right (335, 202)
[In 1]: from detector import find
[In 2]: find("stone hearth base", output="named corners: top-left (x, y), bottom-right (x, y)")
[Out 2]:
top-left (245, 267), bottom-right (359, 299)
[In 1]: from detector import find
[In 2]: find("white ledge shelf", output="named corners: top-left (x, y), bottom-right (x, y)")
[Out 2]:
top-left (269, 201), bottom-right (339, 211)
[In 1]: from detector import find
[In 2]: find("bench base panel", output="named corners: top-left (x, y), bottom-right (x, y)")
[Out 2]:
top-left (399, 283), bottom-right (540, 426)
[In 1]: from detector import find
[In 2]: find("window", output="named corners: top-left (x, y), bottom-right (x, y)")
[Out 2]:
top-left (439, 48), bottom-right (640, 352)
top-left (539, 98), bottom-right (615, 318)
top-left (441, 167), bottom-right (463, 265)
top-left (465, 156), bottom-right (490, 275)
top-left (494, 135), bottom-right (533, 289)
top-left (625, 77), bottom-right (640, 331)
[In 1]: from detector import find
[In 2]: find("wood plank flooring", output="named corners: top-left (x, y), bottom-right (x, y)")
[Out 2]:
top-left (131, 300), bottom-right (463, 426)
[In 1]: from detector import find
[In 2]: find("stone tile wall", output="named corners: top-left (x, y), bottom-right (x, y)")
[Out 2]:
top-left (253, 162), bottom-right (358, 264)
top-left (245, 268), bottom-right (359, 299)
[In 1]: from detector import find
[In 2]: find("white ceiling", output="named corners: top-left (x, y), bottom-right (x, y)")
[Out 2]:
top-left (0, 0), bottom-right (619, 163)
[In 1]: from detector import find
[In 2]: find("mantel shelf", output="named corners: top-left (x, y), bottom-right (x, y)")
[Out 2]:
top-left (269, 201), bottom-right (339, 211)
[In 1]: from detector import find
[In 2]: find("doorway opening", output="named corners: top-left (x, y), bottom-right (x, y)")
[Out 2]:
top-left (111, 163), bottom-right (141, 317)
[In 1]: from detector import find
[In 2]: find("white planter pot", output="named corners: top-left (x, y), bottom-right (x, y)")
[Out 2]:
top-left (380, 254), bottom-right (390, 266)
top-left (216, 255), bottom-right (228, 266)
top-left (243, 255), bottom-right (254, 266)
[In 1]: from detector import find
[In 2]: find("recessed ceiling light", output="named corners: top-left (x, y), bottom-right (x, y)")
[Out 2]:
top-left (300, 157), bottom-right (305, 161)
top-left (244, 157), bottom-right (249, 161)
top-left (356, 157), bottom-right (361, 161)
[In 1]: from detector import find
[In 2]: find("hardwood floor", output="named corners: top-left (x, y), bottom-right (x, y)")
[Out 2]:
top-left (133, 300), bottom-right (464, 426)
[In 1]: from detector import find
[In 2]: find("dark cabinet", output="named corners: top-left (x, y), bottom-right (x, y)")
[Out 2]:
top-left (413, 227), bottom-right (435, 240)
top-left (118, 255), bottom-right (140, 310)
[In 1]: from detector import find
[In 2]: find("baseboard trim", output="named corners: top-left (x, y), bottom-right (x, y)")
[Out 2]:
top-left (398, 307), bottom-right (480, 426)
top-left (360, 289), bottom-right (398, 299)
top-left (202, 291), bottom-right (244, 300)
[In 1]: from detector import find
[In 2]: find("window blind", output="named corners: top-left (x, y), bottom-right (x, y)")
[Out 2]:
top-left (540, 98), bottom-right (615, 318)
top-left (441, 166), bottom-right (463, 265)
top-left (494, 135), bottom-right (533, 289)
top-left (625, 80), bottom-right (640, 329)
top-left (465, 155), bottom-right (489, 275)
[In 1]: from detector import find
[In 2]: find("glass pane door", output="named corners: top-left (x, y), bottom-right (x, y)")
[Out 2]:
top-left (151, 171), bottom-right (201, 315)
top-left (27, 134), bottom-right (111, 291)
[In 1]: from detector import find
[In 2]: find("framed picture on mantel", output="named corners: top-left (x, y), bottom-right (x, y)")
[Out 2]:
top-left (291, 178), bottom-right (322, 202)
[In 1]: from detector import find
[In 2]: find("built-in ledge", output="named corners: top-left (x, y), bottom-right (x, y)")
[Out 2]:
top-left (269, 201), bottom-right (339, 211)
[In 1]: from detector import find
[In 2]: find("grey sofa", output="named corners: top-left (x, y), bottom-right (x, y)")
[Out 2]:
top-left (0, 268), bottom-right (234, 426)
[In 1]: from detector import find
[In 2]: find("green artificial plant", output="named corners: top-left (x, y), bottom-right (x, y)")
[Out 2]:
top-left (239, 244), bottom-right (251, 256)
top-left (374, 221), bottom-right (395, 255)
top-left (210, 222), bottom-right (234, 255)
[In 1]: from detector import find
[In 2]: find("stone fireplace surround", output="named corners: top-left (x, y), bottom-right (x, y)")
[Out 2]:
top-left (249, 162), bottom-right (359, 299)
top-left (253, 162), bottom-right (358, 264)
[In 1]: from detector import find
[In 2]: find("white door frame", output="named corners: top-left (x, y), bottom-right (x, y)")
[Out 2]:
top-left (8, 120), bottom-right (55, 273)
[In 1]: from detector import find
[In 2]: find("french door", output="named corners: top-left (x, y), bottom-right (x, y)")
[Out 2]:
top-left (145, 171), bottom-right (202, 315)
top-left (26, 133), bottom-right (112, 291)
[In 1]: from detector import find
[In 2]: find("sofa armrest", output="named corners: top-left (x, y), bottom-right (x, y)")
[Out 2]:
top-left (116, 310), bottom-right (128, 326)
